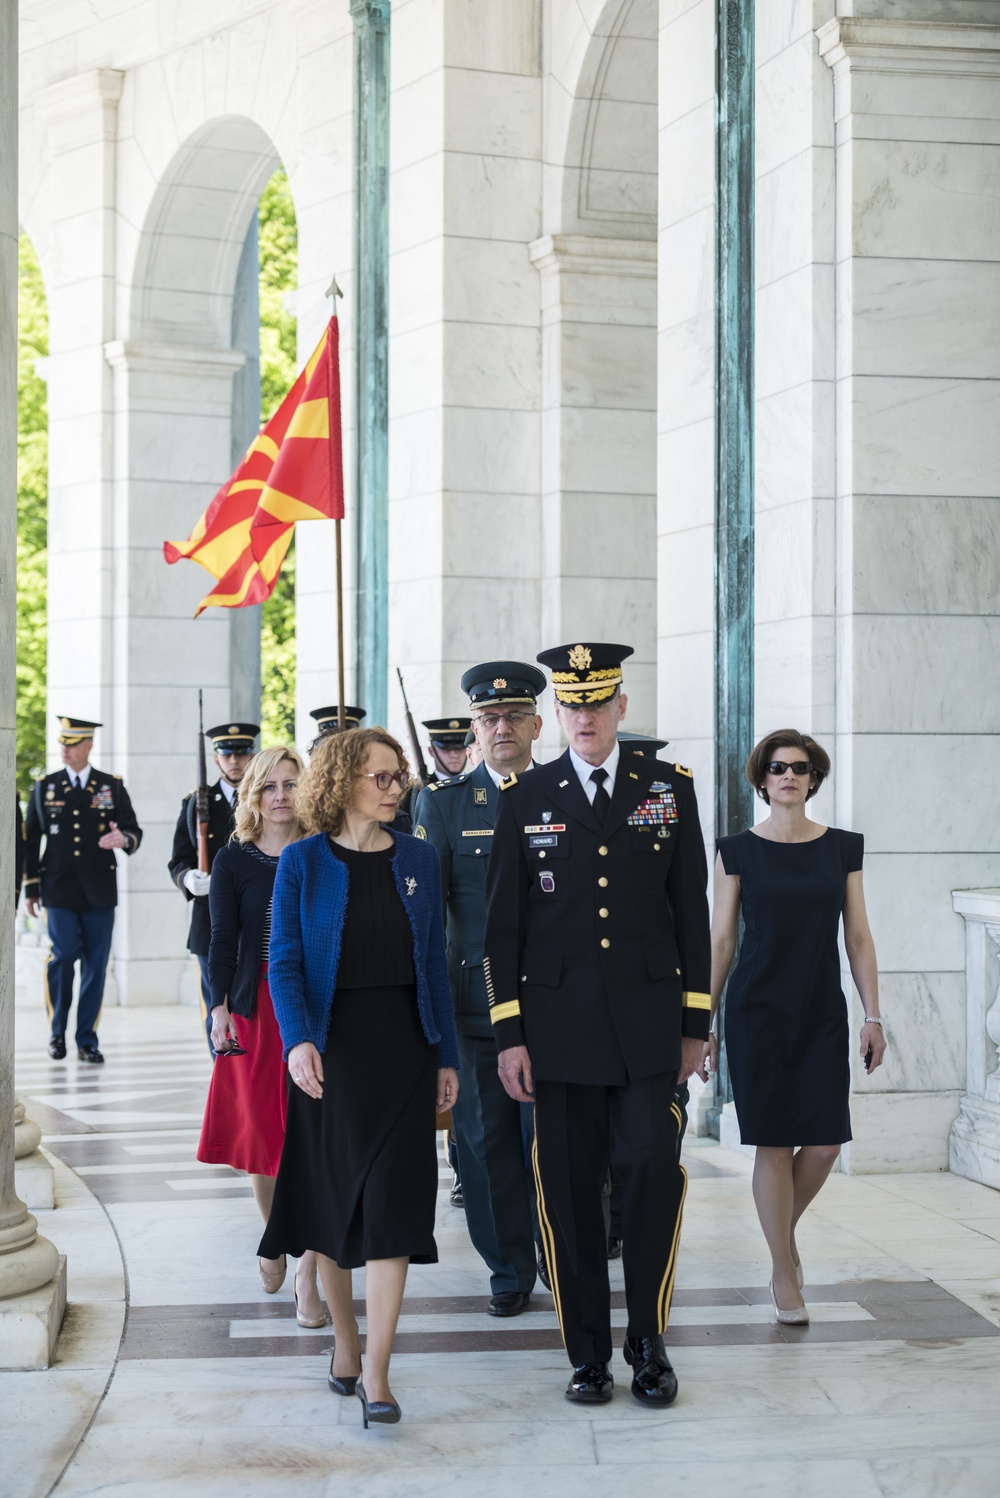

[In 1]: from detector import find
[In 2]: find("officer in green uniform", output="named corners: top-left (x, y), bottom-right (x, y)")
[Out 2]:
top-left (414, 662), bottom-right (546, 1317)
top-left (24, 716), bottom-right (143, 1063)
top-left (168, 722), bottom-right (259, 1053)
top-left (484, 644), bottom-right (710, 1407)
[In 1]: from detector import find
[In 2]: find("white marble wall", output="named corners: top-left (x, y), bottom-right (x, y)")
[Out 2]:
top-left (386, 0), bottom-right (543, 744)
top-left (818, 3), bottom-right (1000, 1170)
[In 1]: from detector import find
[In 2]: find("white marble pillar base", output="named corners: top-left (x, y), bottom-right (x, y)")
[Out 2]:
top-left (15, 1152), bottom-right (55, 1212)
top-left (950, 1095), bottom-right (1000, 1191)
top-left (843, 1092), bottom-right (962, 1174)
top-left (0, 1255), bottom-right (67, 1370)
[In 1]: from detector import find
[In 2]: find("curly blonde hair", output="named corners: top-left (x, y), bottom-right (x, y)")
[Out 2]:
top-left (299, 727), bottom-right (409, 836)
top-left (232, 746), bottom-right (306, 843)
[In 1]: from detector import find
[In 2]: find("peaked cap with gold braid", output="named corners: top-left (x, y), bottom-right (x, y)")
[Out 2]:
top-left (536, 641), bottom-right (634, 706)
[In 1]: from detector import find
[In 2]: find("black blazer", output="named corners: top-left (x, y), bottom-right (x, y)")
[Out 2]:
top-left (483, 749), bottom-right (711, 1085)
top-left (167, 781), bottom-right (237, 956)
top-left (207, 841), bottom-right (278, 1017)
top-left (24, 768), bottom-right (142, 911)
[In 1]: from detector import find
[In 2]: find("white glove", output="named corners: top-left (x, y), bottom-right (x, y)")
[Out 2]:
top-left (183, 869), bottom-right (212, 898)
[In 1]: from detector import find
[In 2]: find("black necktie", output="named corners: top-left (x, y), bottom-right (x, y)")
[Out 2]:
top-left (590, 767), bottom-right (611, 825)
top-left (72, 775), bottom-right (80, 790)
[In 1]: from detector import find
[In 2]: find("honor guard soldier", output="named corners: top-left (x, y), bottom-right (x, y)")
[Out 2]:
top-left (168, 722), bottom-right (258, 1051)
top-left (421, 718), bottom-right (472, 784)
top-left (310, 706), bottom-right (413, 835)
top-left (484, 644), bottom-right (711, 1407)
top-left (24, 716), bottom-right (143, 1063)
top-left (414, 662), bottom-right (546, 1317)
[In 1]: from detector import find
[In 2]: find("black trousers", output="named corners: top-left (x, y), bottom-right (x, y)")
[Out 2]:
top-left (533, 1071), bottom-right (686, 1367)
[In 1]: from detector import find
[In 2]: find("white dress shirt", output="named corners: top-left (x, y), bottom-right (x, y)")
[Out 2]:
top-left (218, 777), bottom-right (237, 806)
top-left (69, 764), bottom-right (92, 791)
top-left (568, 741), bottom-right (621, 805)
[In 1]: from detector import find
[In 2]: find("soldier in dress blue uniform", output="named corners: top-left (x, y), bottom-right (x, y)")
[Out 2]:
top-left (483, 644), bottom-right (711, 1407)
top-left (421, 718), bottom-right (472, 785)
top-left (168, 722), bottom-right (259, 1053)
top-left (309, 707), bottom-right (413, 835)
top-left (414, 662), bottom-right (546, 1317)
top-left (24, 716), bottom-right (143, 1064)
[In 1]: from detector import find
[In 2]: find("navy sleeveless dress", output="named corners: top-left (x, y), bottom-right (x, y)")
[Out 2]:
top-left (717, 827), bottom-right (863, 1147)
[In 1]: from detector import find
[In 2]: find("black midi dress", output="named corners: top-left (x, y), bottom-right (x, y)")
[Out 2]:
top-left (717, 827), bottom-right (863, 1147)
top-left (259, 840), bottom-right (440, 1268)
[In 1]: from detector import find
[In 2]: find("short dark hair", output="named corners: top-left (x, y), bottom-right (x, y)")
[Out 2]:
top-left (745, 729), bottom-right (830, 804)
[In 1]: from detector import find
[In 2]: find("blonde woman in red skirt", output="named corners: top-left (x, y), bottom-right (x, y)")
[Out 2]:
top-left (197, 745), bottom-right (325, 1325)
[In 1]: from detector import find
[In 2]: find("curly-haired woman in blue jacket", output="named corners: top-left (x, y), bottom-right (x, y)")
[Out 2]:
top-left (259, 727), bottom-right (459, 1430)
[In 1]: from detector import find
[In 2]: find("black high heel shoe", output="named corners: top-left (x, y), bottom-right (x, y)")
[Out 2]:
top-left (356, 1378), bottom-right (401, 1428)
top-left (327, 1345), bottom-right (360, 1397)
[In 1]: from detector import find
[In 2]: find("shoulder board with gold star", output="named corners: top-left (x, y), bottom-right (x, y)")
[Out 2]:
top-left (499, 772), bottom-right (518, 791)
top-left (674, 763), bottom-right (693, 779)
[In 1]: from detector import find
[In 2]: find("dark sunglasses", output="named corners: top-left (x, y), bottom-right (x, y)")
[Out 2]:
top-left (219, 1042), bottom-right (247, 1057)
top-left (767, 760), bottom-right (813, 777)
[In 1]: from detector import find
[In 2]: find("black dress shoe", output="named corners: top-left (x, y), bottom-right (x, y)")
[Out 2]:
top-left (488, 1290), bottom-right (529, 1317)
top-left (607, 1236), bottom-right (623, 1259)
top-left (77, 1045), bottom-right (105, 1065)
top-left (623, 1334), bottom-right (678, 1407)
top-left (327, 1349), bottom-right (359, 1397)
top-left (565, 1363), bottom-right (614, 1404)
top-left (536, 1248), bottom-right (551, 1291)
top-left (449, 1177), bottom-right (464, 1207)
top-left (48, 1035), bottom-right (66, 1060)
top-left (356, 1379), bottom-right (401, 1428)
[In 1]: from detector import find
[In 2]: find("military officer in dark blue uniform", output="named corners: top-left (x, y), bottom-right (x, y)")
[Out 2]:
top-left (168, 722), bottom-right (258, 1052)
top-left (414, 663), bottom-right (546, 1317)
top-left (484, 644), bottom-right (711, 1407)
top-left (307, 703), bottom-right (366, 746)
top-left (421, 717), bottom-right (472, 784)
top-left (24, 716), bottom-right (143, 1064)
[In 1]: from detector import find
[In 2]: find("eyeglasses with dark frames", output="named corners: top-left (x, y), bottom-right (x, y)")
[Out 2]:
top-left (363, 770), bottom-right (411, 792)
top-left (475, 712), bottom-right (533, 730)
top-left (766, 760), bottom-right (813, 777)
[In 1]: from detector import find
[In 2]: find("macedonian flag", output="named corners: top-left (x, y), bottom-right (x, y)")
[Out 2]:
top-left (164, 317), bottom-right (345, 615)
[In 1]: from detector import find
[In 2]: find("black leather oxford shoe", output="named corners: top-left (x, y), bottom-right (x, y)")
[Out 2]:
top-left (488, 1290), bottom-right (530, 1317)
top-left (77, 1045), bottom-right (105, 1065)
top-left (48, 1035), bottom-right (66, 1060)
top-left (623, 1334), bottom-right (678, 1407)
top-left (536, 1249), bottom-right (551, 1291)
top-left (566, 1362), bottom-right (614, 1404)
top-left (450, 1177), bottom-right (464, 1207)
top-left (607, 1236), bottom-right (623, 1259)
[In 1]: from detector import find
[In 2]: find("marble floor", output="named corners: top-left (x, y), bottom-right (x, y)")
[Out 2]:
top-left (6, 995), bottom-right (1000, 1498)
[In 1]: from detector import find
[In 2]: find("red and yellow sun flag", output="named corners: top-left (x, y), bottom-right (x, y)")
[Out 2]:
top-left (164, 317), bottom-right (345, 615)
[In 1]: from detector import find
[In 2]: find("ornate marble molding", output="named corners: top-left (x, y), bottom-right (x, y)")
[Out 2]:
top-left (103, 341), bottom-right (247, 379)
top-left (819, 16), bottom-right (1000, 80)
top-left (529, 234), bottom-right (657, 280)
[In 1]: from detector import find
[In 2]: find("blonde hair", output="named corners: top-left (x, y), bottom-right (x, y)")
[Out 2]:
top-left (232, 746), bottom-right (306, 843)
top-left (298, 727), bottom-right (409, 836)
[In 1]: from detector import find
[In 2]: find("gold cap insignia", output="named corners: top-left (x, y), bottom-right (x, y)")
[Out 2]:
top-left (449, 720), bottom-right (459, 729)
top-left (568, 645), bottom-right (592, 671)
top-left (493, 677), bottom-right (507, 690)
top-left (229, 724), bottom-right (239, 734)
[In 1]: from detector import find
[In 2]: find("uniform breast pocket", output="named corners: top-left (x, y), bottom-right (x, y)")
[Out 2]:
top-left (526, 835), bottom-right (569, 900)
top-left (645, 941), bottom-right (682, 984)
top-left (520, 947), bottom-right (562, 989)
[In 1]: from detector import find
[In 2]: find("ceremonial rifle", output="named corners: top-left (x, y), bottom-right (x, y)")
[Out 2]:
top-left (196, 690), bottom-right (210, 875)
top-left (396, 668), bottom-right (430, 786)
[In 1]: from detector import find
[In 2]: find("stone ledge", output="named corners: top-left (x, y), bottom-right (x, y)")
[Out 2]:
top-left (0, 1256), bottom-right (67, 1371)
top-left (14, 1149), bottom-right (55, 1212)
top-left (950, 1094), bottom-right (1000, 1190)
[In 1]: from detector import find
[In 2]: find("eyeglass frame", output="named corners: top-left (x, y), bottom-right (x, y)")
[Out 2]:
top-left (473, 710), bottom-right (537, 731)
top-left (362, 769), bottom-right (411, 792)
top-left (766, 760), bottom-right (813, 777)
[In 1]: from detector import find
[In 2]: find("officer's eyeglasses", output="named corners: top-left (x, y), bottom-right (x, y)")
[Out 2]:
top-left (476, 713), bottom-right (532, 730)
top-left (767, 761), bottom-right (813, 777)
top-left (363, 770), bottom-right (410, 791)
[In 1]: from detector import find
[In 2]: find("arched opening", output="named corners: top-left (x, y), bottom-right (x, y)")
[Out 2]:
top-left (16, 233), bottom-right (48, 799)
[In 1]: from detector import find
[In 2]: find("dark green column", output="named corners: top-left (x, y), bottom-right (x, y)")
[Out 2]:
top-left (351, 0), bottom-right (390, 727)
top-left (710, 0), bottom-right (755, 1132)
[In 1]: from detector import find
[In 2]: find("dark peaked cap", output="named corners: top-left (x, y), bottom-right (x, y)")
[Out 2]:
top-left (461, 660), bottom-right (547, 708)
top-left (309, 705), bottom-right (367, 733)
top-left (536, 641), bottom-right (634, 705)
top-left (206, 722), bottom-right (259, 750)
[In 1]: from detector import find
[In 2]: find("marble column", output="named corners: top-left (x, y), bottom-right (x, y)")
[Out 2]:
top-left (950, 890), bottom-right (1000, 1189)
top-left (529, 233), bottom-right (657, 753)
top-left (0, 0), bottom-right (66, 1369)
top-left (13, 1097), bottom-right (54, 1212)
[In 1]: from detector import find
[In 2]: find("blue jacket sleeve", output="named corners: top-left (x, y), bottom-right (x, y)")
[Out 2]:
top-left (267, 846), bottom-right (312, 1058)
top-left (422, 848), bottom-right (460, 1069)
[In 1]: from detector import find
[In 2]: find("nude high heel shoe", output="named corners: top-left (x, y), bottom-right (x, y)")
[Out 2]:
top-left (769, 1281), bottom-right (809, 1326)
top-left (258, 1255), bottom-right (286, 1294)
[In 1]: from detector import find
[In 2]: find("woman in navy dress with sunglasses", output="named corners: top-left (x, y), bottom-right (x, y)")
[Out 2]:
top-left (701, 730), bottom-right (886, 1325)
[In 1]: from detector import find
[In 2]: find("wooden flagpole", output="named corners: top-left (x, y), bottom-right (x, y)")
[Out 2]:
top-left (326, 274), bottom-right (346, 730)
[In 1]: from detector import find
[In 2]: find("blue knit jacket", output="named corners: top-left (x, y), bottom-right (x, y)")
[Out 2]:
top-left (268, 829), bottom-right (460, 1069)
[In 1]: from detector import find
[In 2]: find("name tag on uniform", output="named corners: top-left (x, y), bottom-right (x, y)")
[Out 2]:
top-left (529, 834), bottom-right (559, 848)
top-left (524, 823), bottom-right (565, 834)
top-left (461, 828), bottom-right (494, 837)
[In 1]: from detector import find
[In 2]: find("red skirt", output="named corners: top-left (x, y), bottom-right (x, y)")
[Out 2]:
top-left (197, 967), bottom-right (288, 1177)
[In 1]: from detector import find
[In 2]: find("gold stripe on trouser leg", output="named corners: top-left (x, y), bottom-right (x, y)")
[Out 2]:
top-left (670, 1101), bottom-right (684, 1133)
top-left (531, 1131), bottom-right (567, 1348)
top-left (43, 953), bottom-right (54, 1022)
top-left (656, 1158), bottom-right (689, 1334)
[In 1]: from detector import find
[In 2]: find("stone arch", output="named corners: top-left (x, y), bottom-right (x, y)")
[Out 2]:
top-left (129, 116), bottom-right (281, 349)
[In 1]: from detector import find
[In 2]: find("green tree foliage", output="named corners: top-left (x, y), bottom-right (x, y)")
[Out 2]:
top-left (258, 168), bottom-right (298, 743)
top-left (16, 236), bottom-right (49, 797)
